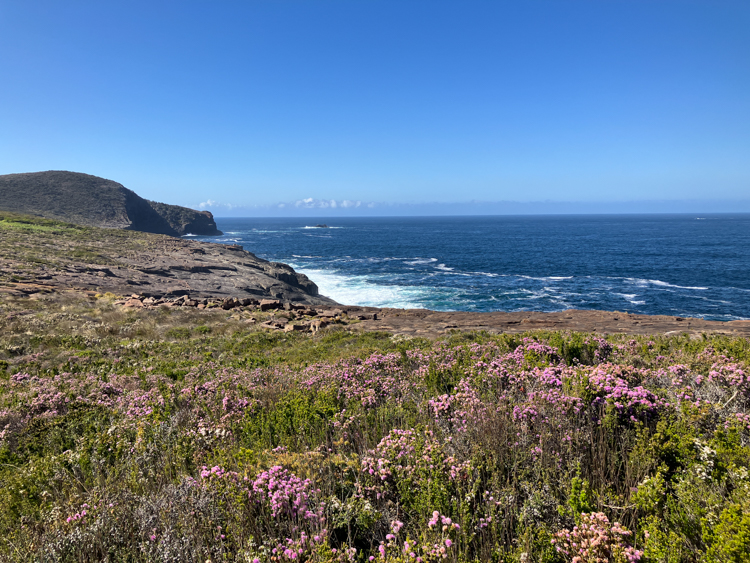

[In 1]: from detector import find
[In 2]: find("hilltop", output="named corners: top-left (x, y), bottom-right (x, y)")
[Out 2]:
top-left (0, 170), bottom-right (221, 236)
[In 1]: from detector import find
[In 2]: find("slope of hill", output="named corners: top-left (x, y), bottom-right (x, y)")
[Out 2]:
top-left (0, 170), bottom-right (221, 236)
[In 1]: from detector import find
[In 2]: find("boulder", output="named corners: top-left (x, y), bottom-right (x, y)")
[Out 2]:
top-left (260, 299), bottom-right (281, 311)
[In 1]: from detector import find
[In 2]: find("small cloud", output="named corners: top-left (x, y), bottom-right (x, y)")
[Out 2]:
top-left (296, 197), bottom-right (318, 208)
top-left (274, 197), bottom-right (376, 212)
top-left (197, 199), bottom-right (237, 210)
top-left (198, 199), bottom-right (217, 209)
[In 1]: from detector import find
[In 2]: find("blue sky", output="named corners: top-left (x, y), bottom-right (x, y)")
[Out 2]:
top-left (1, 1), bottom-right (748, 216)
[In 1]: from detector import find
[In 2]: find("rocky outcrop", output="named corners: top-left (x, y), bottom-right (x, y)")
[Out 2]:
top-left (0, 211), bottom-right (333, 305)
top-left (342, 307), bottom-right (750, 338)
top-left (0, 171), bottom-right (222, 236)
top-left (147, 200), bottom-right (222, 236)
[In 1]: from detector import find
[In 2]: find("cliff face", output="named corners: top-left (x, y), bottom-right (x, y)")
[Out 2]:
top-left (147, 200), bottom-right (222, 236)
top-left (0, 171), bottom-right (222, 236)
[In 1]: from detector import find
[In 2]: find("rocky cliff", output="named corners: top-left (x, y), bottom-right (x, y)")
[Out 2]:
top-left (0, 171), bottom-right (221, 236)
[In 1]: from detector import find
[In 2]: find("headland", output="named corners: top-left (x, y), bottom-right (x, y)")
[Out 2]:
top-left (0, 171), bottom-right (222, 236)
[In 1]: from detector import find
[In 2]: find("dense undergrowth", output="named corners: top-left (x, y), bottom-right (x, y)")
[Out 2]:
top-left (1, 294), bottom-right (749, 562)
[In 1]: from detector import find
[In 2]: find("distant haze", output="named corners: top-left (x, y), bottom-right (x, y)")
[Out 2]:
top-left (1, 1), bottom-right (748, 213)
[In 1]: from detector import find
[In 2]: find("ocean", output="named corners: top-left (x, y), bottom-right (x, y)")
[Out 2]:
top-left (193, 214), bottom-right (750, 321)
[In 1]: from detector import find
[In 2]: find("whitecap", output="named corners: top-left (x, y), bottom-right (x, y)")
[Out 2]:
top-left (517, 275), bottom-right (572, 282)
top-left (405, 258), bottom-right (439, 265)
top-left (624, 278), bottom-right (708, 290)
top-left (649, 280), bottom-right (708, 290)
top-left (614, 292), bottom-right (645, 305)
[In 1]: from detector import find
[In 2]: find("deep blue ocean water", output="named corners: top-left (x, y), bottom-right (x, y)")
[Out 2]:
top-left (193, 215), bottom-right (750, 321)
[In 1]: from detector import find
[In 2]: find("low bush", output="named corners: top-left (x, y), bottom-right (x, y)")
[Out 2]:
top-left (0, 299), bottom-right (749, 561)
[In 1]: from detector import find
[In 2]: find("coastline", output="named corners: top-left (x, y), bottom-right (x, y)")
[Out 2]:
top-left (2, 210), bottom-right (749, 338)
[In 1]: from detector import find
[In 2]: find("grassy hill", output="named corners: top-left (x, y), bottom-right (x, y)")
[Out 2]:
top-left (0, 170), bottom-right (221, 236)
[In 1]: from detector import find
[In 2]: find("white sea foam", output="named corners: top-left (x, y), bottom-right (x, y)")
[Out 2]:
top-left (626, 278), bottom-right (708, 290)
top-left (436, 264), bottom-right (454, 271)
top-left (295, 268), bottom-right (437, 308)
top-left (406, 258), bottom-right (439, 265)
top-left (614, 293), bottom-right (645, 305)
top-left (518, 275), bottom-right (573, 282)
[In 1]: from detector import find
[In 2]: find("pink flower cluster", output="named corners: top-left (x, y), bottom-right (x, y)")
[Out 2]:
top-left (552, 512), bottom-right (643, 563)
top-left (252, 465), bottom-right (321, 521)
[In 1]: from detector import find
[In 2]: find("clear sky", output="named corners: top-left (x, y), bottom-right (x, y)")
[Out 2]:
top-left (1, 1), bottom-right (749, 216)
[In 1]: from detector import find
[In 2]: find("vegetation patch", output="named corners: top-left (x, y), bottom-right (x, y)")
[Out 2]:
top-left (0, 293), bottom-right (749, 562)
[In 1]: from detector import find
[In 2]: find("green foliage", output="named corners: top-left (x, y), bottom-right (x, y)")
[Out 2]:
top-left (641, 515), bottom-right (690, 563)
top-left (240, 387), bottom-right (341, 450)
top-left (705, 502), bottom-right (750, 563)
top-left (165, 326), bottom-right (191, 340)
top-left (630, 416), bottom-right (697, 478)
top-left (568, 471), bottom-right (595, 517)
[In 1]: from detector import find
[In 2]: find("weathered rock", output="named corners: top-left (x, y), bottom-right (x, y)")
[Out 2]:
top-left (260, 319), bottom-right (286, 330)
top-left (356, 312), bottom-right (378, 320)
top-left (317, 309), bottom-right (343, 319)
top-left (260, 299), bottom-right (282, 311)
top-left (0, 214), bottom-right (336, 306)
top-left (340, 307), bottom-right (750, 339)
